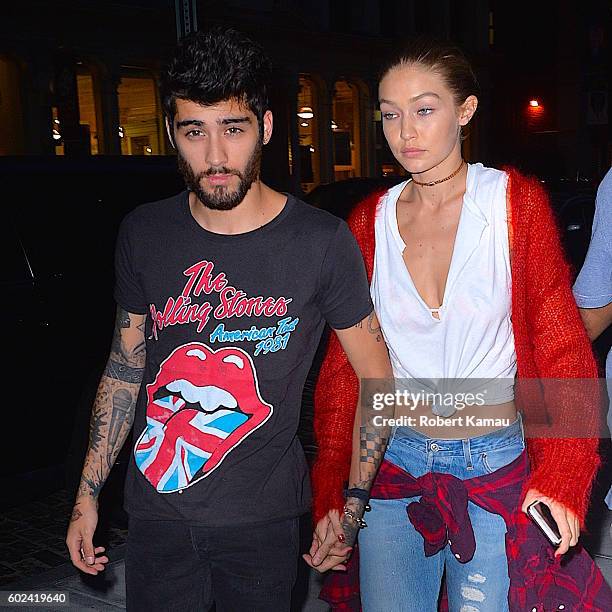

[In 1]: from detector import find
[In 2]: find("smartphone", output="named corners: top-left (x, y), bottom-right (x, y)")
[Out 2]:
top-left (527, 500), bottom-right (562, 546)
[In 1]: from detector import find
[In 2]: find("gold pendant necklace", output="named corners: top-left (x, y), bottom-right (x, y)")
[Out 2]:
top-left (411, 159), bottom-right (465, 187)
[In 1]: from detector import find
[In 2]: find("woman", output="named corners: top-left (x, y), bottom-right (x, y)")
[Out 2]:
top-left (308, 38), bottom-right (610, 611)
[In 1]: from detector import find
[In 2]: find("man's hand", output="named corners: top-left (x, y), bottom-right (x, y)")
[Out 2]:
top-left (66, 498), bottom-right (109, 575)
top-left (303, 510), bottom-right (352, 573)
top-left (522, 488), bottom-right (580, 556)
top-left (65, 307), bottom-right (144, 575)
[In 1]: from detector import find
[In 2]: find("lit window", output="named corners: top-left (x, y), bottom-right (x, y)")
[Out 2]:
top-left (297, 76), bottom-right (320, 193)
top-left (52, 107), bottom-right (64, 156)
top-left (76, 68), bottom-right (99, 154)
top-left (118, 73), bottom-right (163, 155)
top-left (0, 56), bottom-right (25, 155)
top-left (333, 80), bottom-right (361, 180)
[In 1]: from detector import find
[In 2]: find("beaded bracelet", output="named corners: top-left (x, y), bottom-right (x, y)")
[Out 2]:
top-left (343, 505), bottom-right (368, 529)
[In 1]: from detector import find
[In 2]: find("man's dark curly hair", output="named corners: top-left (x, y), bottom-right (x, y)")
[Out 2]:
top-left (160, 27), bottom-right (272, 135)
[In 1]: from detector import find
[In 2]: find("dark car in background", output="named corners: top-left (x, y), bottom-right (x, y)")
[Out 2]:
top-left (1, 156), bottom-right (184, 506)
top-left (544, 178), bottom-right (597, 274)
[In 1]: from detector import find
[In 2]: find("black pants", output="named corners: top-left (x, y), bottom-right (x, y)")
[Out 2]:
top-left (125, 516), bottom-right (300, 612)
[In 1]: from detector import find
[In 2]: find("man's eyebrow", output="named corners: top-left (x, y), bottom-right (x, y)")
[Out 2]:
top-left (379, 92), bottom-right (441, 105)
top-left (175, 116), bottom-right (252, 128)
top-left (176, 119), bottom-right (203, 128)
top-left (219, 116), bottom-right (251, 125)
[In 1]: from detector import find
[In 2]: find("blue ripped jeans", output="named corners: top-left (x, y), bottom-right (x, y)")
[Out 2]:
top-left (359, 417), bottom-right (525, 612)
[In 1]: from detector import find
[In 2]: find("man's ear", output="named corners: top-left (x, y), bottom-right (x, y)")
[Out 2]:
top-left (262, 110), bottom-right (273, 145)
top-left (165, 117), bottom-right (176, 149)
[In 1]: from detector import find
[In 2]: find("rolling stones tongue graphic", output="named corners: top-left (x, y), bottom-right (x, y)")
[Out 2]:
top-left (134, 343), bottom-right (272, 493)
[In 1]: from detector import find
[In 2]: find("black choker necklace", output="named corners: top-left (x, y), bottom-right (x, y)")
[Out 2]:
top-left (411, 160), bottom-right (465, 187)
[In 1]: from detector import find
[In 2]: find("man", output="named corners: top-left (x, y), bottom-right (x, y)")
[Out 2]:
top-left (574, 166), bottom-right (612, 508)
top-left (66, 28), bottom-right (391, 611)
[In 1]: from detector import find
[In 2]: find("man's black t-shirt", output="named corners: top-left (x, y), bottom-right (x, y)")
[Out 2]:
top-left (114, 191), bottom-right (373, 525)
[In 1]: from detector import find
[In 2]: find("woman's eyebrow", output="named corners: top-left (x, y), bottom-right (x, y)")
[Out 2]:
top-left (379, 92), bottom-right (441, 105)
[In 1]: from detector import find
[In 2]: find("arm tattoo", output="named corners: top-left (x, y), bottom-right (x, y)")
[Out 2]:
top-left (360, 430), bottom-right (388, 465)
top-left (106, 388), bottom-right (134, 468)
top-left (111, 307), bottom-right (146, 362)
top-left (104, 359), bottom-right (144, 383)
top-left (367, 312), bottom-right (383, 342)
top-left (79, 463), bottom-right (105, 499)
top-left (341, 498), bottom-right (365, 546)
top-left (119, 310), bottom-right (131, 328)
top-left (342, 422), bottom-right (390, 546)
top-left (88, 406), bottom-right (107, 454)
top-left (75, 307), bottom-right (145, 501)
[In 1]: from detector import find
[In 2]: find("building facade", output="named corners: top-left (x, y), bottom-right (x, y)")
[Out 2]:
top-left (0, 0), bottom-right (494, 194)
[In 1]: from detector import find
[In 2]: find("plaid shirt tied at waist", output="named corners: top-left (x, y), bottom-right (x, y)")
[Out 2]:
top-left (320, 452), bottom-right (612, 612)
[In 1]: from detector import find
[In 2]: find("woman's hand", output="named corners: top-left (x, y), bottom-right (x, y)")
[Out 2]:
top-left (303, 509), bottom-right (353, 573)
top-left (521, 488), bottom-right (580, 556)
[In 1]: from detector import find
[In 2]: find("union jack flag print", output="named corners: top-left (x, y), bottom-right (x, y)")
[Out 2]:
top-left (134, 343), bottom-right (273, 493)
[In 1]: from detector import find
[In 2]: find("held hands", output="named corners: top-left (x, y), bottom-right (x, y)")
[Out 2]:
top-left (303, 509), bottom-right (352, 572)
top-left (303, 498), bottom-right (366, 573)
top-left (521, 488), bottom-right (580, 557)
top-left (65, 497), bottom-right (109, 575)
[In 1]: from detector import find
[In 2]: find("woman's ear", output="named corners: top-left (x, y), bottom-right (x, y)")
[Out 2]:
top-left (458, 95), bottom-right (478, 126)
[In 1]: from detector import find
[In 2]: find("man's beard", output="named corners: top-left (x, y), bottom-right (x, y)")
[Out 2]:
top-left (178, 139), bottom-right (262, 211)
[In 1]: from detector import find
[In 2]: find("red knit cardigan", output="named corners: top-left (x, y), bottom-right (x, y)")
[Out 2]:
top-left (311, 168), bottom-right (602, 527)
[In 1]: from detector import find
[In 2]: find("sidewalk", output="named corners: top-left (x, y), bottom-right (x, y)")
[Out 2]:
top-left (2, 545), bottom-right (330, 612)
top-left (1, 487), bottom-right (610, 611)
top-left (4, 533), bottom-right (612, 611)
top-left (0, 485), bottom-right (330, 611)
top-left (4, 515), bottom-right (611, 612)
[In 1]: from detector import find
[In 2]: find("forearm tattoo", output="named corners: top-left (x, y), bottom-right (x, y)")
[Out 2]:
top-left (76, 307), bottom-right (143, 501)
top-left (88, 405), bottom-right (107, 454)
top-left (106, 388), bottom-right (134, 468)
top-left (78, 464), bottom-right (105, 499)
top-left (341, 497), bottom-right (366, 547)
top-left (341, 425), bottom-right (390, 546)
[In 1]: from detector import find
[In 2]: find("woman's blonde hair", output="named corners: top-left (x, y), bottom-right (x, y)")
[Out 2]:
top-left (380, 36), bottom-right (480, 108)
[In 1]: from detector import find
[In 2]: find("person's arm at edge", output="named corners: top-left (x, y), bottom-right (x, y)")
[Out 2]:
top-left (65, 306), bottom-right (145, 574)
top-left (578, 303), bottom-right (612, 342)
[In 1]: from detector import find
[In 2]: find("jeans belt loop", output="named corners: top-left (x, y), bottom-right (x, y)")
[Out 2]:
top-left (463, 437), bottom-right (473, 470)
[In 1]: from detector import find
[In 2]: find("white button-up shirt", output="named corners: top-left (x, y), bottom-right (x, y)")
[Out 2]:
top-left (371, 163), bottom-right (517, 410)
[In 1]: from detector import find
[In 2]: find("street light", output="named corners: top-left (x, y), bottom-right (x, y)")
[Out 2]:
top-left (529, 99), bottom-right (540, 107)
